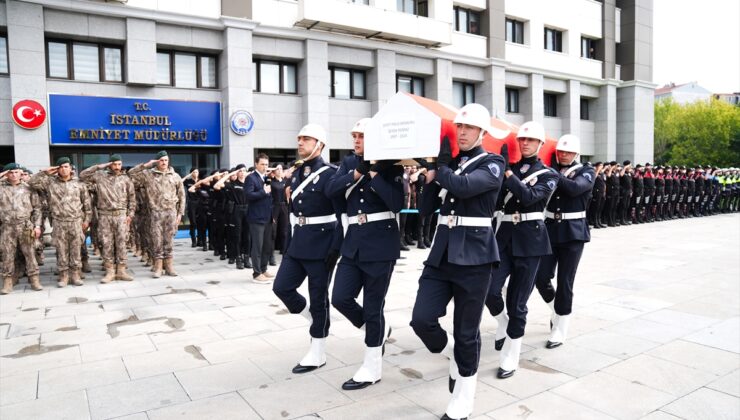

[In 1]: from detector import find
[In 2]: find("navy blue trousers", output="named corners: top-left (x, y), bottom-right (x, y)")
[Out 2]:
top-left (331, 255), bottom-right (395, 347)
top-left (272, 254), bottom-right (330, 338)
top-left (535, 241), bottom-right (584, 315)
top-left (410, 261), bottom-right (493, 377)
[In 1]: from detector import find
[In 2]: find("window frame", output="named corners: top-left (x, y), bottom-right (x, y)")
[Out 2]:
top-left (157, 49), bottom-right (219, 89)
top-left (506, 87), bottom-right (520, 114)
top-left (397, 0), bottom-right (428, 17)
top-left (544, 27), bottom-right (563, 52)
top-left (581, 37), bottom-right (597, 59)
top-left (396, 74), bottom-right (425, 97)
top-left (454, 6), bottom-right (481, 35)
top-left (580, 98), bottom-right (590, 120)
top-left (544, 93), bottom-right (558, 117)
top-left (452, 81), bottom-right (475, 108)
top-left (253, 59), bottom-right (298, 95)
top-left (0, 33), bottom-right (9, 75)
top-left (505, 18), bottom-right (524, 44)
top-left (45, 39), bottom-right (124, 83)
top-left (329, 66), bottom-right (366, 100)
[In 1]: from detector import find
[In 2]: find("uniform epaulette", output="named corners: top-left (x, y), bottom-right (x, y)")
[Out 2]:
top-left (325, 162), bottom-right (339, 170)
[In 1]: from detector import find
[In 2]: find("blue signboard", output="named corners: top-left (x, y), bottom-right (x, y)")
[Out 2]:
top-left (48, 94), bottom-right (222, 147)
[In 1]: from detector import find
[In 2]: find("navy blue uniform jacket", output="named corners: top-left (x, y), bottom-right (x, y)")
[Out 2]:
top-left (496, 157), bottom-right (559, 257)
top-left (418, 147), bottom-right (505, 267)
top-left (245, 171), bottom-right (272, 224)
top-left (545, 163), bottom-right (595, 244)
top-left (287, 157), bottom-right (342, 260)
top-left (325, 153), bottom-right (404, 262)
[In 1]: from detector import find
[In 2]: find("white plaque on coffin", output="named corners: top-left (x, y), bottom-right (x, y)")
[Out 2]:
top-left (364, 93), bottom-right (441, 161)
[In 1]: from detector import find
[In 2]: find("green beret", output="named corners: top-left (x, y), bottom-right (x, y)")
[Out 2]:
top-left (109, 154), bottom-right (122, 163)
top-left (156, 150), bottom-right (168, 159)
top-left (3, 163), bottom-right (21, 171)
top-left (56, 157), bottom-right (71, 166)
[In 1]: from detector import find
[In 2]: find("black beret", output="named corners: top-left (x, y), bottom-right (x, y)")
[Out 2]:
top-left (623, 160), bottom-right (631, 166)
top-left (636, 164), bottom-right (643, 169)
top-left (594, 161), bottom-right (603, 166)
top-left (235, 164), bottom-right (246, 170)
top-left (56, 157), bottom-right (71, 166)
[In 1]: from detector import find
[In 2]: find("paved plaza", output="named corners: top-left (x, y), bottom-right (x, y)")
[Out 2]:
top-left (0, 214), bottom-right (738, 420)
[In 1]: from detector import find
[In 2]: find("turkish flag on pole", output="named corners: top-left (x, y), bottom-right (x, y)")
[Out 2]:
top-left (12, 99), bottom-right (47, 130)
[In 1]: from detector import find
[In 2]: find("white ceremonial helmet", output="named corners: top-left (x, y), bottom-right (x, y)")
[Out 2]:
top-left (556, 134), bottom-right (581, 154)
top-left (516, 121), bottom-right (546, 143)
top-left (297, 123), bottom-right (328, 145)
top-left (351, 118), bottom-right (371, 134)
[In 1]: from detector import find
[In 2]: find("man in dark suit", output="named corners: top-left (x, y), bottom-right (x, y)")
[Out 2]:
top-left (535, 134), bottom-right (595, 349)
top-left (245, 153), bottom-right (274, 283)
top-left (486, 120), bottom-right (559, 379)
top-left (326, 117), bottom-right (404, 391)
top-left (410, 104), bottom-right (506, 420)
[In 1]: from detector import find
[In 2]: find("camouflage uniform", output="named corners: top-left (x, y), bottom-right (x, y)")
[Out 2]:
top-left (80, 166), bottom-right (136, 282)
top-left (29, 172), bottom-right (92, 287)
top-left (132, 179), bottom-right (151, 265)
top-left (0, 180), bottom-right (42, 293)
top-left (128, 163), bottom-right (185, 277)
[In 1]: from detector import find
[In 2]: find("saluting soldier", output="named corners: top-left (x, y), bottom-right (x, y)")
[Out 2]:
top-left (0, 164), bottom-right (43, 294)
top-left (79, 154), bottom-right (136, 283)
top-left (632, 164), bottom-right (645, 223)
top-left (410, 104), bottom-right (505, 420)
top-left (535, 135), bottom-right (595, 348)
top-left (486, 120), bottom-right (559, 379)
top-left (128, 151), bottom-right (186, 278)
top-left (664, 166), bottom-right (675, 219)
top-left (182, 168), bottom-right (201, 248)
top-left (655, 166), bottom-right (666, 221)
top-left (618, 161), bottom-right (633, 225)
top-left (272, 124), bottom-right (342, 374)
top-left (30, 157), bottom-right (92, 287)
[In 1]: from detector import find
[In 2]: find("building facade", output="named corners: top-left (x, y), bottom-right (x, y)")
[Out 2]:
top-left (654, 82), bottom-right (712, 105)
top-left (1, 0), bottom-right (655, 173)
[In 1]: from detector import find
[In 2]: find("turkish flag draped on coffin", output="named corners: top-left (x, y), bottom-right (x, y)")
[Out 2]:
top-left (363, 92), bottom-right (557, 166)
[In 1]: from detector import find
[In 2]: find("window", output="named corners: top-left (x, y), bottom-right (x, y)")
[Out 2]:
top-left (330, 67), bottom-right (366, 99)
top-left (254, 59), bottom-right (297, 94)
top-left (581, 37), bottom-right (597, 59)
top-left (506, 19), bottom-right (524, 44)
top-left (580, 98), bottom-right (590, 120)
top-left (454, 7), bottom-right (481, 35)
top-left (46, 40), bottom-right (123, 82)
top-left (452, 81), bottom-right (475, 108)
top-left (544, 28), bottom-right (563, 52)
top-left (157, 50), bottom-right (218, 88)
top-left (0, 34), bottom-right (8, 75)
top-left (397, 74), bottom-right (424, 96)
top-left (349, 0), bottom-right (369, 4)
top-left (544, 93), bottom-right (558, 117)
top-left (506, 88), bottom-right (520, 113)
top-left (397, 0), bottom-right (428, 17)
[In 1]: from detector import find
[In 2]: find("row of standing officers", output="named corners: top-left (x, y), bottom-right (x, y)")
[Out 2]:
top-left (270, 103), bottom-right (596, 420)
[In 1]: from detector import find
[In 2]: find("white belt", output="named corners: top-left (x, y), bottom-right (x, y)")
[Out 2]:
top-left (292, 214), bottom-right (337, 226)
top-left (544, 210), bottom-right (586, 221)
top-left (347, 211), bottom-right (395, 225)
top-left (437, 214), bottom-right (492, 228)
top-left (498, 211), bottom-right (544, 224)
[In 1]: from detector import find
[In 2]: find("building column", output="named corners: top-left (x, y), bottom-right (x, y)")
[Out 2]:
top-left (485, 0), bottom-right (506, 59)
top-left (368, 49), bottom-right (396, 115)
top-left (220, 24), bottom-right (255, 168)
top-left (593, 82), bottom-right (617, 161)
top-left (125, 18), bottom-right (156, 86)
top-left (478, 63), bottom-right (506, 117)
top-left (562, 80), bottom-right (581, 137)
top-left (7, 0), bottom-right (48, 171)
top-left (522, 73), bottom-right (544, 123)
top-left (429, 58), bottom-right (452, 104)
top-left (600, 0), bottom-right (617, 79)
top-left (300, 39), bottom-right (330, 158)
top-left (617, 82), bottom-right (654, 163)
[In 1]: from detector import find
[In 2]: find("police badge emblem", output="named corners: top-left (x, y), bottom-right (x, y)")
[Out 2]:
top-left (460, 156), bottom-right (469, 165)
top-left (303, 166), bottom-right (311, 177)
top-left (521, 164), bottom-right (531, 173)
top-left (529, 176), bottom-right (538, 186)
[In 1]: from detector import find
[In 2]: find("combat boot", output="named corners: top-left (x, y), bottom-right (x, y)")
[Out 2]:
top-left (163, 258), bottom-right (178, 276)
top-left (29, 275), bottom-right (43, 291)
top-left (115, 264), bottom-right (134, 281)
top-left (57, 270), bottom-right (69, 288)
top-left (100, 262), bottom-right (116, 284)
top-left (1, 277), bottom-right (13, 294)
top-left (236, 257), bottom-right (244, 270)
top-left (81, 257), bottom-right (92, 273)
top-left (70, 270), bottom-right (84, 286)
top-left (152, 259), bottom-right (163, 278)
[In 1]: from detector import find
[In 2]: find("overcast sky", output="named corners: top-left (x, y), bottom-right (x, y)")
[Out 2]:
top-left (653, 0), bottom-right (740, 93)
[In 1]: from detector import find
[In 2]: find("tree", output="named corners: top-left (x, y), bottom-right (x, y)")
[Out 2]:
top-left (654, 98), bottom-right (740, 167)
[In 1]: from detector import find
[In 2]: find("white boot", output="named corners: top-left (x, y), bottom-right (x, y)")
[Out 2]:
top-left (342, 345), bottom-right (383, 390)
top-left (440, 334), bottom-right (459, 393)
top-left (292, 337), bottom-right (326, 374)
top-left (443, 373), bottom-right (477, 420)
top-left (547, 300), bottom-right (558, 330)
top-left (497, 336), bottom-right (522, 379)
top-left (547, 314), bottom-right (570, 349)
top-left (494, 312), bottom-right (509, 351)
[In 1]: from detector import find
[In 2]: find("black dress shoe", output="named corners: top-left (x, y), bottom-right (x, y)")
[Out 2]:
top-left (441, 414), bottom-right (467, 420)
top-left (494, 337), bottom-right (505, 351)
top-left (497, 367), bottom-right (515, 379)
top-left (342, 378), bottom-right (378, 390)
top-left (220, 254), bottom-right (227, 261)
top-left (400, 242), bottom-right (410, 251)
top-left (448, 375), bottom-right (455, 393)
top-left (228, 258), bottom-right (235, 264)
top-left (546, 340), bottom-right (562, 349)
top-left (417, 242), bottom-right (427, 249)
top-left (214, 250), bottom-right (220, 256)
top-left (292, 363), bottom-right (324, 374)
